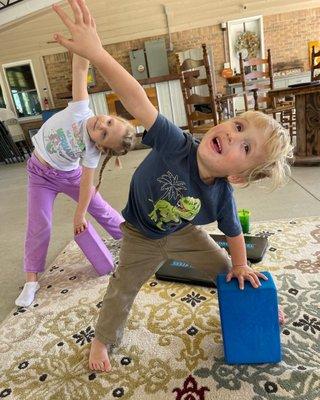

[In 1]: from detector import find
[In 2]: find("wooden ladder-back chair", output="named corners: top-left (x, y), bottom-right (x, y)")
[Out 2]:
top-left (239, 49), bottom-right (296, 141)
top-left (311, 45), bottom-right (320, 81)
top-left (239, 49), bottom-right (277, 111)
top-left (176, 44), bottom-right (219, 135)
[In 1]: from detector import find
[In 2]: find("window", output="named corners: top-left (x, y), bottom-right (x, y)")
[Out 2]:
top-left (3, 62), bottom-right (41, 118)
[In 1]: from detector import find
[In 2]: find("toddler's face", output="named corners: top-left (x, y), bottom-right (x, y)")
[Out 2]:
top-left (197, 117), bottom-right (269, 180)
top-left (87, 115), bottom-right (127, 153)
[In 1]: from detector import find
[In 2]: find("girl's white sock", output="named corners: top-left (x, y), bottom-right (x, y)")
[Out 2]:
top-left (15, 282), bottom-right (40, 307)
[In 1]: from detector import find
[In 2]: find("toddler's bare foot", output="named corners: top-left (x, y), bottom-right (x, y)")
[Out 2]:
top-left (89, 337), bottom-right (111, 372)
top-left (278, 307), bottom-right (285, 325)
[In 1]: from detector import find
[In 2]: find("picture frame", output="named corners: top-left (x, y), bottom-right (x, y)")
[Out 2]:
top-left (308, 41), bottom-right (320, 68)
top-left (87, 65), bottom-right (96, 87)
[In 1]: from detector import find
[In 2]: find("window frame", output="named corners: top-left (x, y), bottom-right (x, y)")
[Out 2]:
top-left (0, 72), bottom-right (9, 109)
top-left (2, 59), bottom-right (42, 120)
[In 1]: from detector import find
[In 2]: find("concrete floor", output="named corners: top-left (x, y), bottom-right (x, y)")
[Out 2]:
top-left (1, 148), bottom-right (319, 323)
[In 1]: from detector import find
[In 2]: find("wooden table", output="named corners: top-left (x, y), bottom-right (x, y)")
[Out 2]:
top-left (268, 84), bottom-right (320, 165)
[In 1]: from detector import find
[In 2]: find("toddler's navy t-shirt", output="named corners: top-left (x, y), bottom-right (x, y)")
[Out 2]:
top-left (122, 113), bottom-right (242, 239)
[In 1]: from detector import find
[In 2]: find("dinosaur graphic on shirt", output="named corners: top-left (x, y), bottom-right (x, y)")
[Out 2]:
top-left (148, 196), bottom-right (201, 230)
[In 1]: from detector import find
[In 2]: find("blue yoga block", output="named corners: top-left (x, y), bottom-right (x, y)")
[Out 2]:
top-left (217, 271), bottom-right (281, 364)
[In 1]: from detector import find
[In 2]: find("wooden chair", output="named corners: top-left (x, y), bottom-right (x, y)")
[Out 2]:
top-left (311, 45), bottom-right (320, 81)
top-left (239, 49), bottom-right (295, 141)
top-left (176, 44), bottom-right (237, 135)
top-left (240, 49), bottom-right (276, 111)
top-left (176, 44), bottom-right (217, 135)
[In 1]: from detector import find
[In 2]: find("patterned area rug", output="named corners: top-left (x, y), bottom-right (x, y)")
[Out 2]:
top-left (1, 217), bottom-right (320, 400)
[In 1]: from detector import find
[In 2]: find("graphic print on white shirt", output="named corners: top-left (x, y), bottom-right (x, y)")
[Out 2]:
top-left (45, 122), bottom-right (86, 161)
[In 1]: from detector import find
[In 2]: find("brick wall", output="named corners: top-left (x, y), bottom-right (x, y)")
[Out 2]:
top-left (44, 7), bottom-right (320, 109)
top-left (264, 8), bottom-right (320, 69)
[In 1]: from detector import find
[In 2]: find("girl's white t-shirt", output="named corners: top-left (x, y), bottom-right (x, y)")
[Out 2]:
top-left (32, 99), bottom-right (101, 171)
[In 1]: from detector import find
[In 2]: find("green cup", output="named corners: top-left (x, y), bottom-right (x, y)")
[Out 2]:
top-left (238, 209), bottom-right (250, 234)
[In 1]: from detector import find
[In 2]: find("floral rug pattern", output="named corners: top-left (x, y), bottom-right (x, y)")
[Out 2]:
top-left (0, 217), bottom-right (319, 400)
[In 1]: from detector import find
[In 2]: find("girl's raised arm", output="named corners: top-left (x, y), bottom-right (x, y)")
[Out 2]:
top-left (53, 0), bottom-right (158, 130)
top-left (72, 54), bottom-right (90, 102)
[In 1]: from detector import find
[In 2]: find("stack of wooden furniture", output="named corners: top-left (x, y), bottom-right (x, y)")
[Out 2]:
top-left (0, 108), bottom-right (33, 162)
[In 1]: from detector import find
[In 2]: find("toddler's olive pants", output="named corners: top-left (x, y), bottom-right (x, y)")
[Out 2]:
top-left (95, 221), bottom-right (231, 346)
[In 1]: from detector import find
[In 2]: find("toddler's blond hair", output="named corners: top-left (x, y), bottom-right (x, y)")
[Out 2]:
top-left (239, 111), bottom-right (294, 190)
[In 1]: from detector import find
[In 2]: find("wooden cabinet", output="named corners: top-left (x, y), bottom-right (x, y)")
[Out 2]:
top-left (268, 84), bottom-right (320, 164)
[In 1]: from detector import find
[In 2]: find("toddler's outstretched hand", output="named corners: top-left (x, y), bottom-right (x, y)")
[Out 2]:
top-left (226, 265), bottom-right (268, 290)
top-left (53, 0), bottom-right (104, 63)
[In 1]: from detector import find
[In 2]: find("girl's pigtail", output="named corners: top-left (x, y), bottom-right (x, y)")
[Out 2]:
top-left (95, 150), bottom-right (113, 192)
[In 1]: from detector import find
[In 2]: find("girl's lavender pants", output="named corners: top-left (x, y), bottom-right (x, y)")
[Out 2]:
top-left (24, 154), bottom-right (124, 273)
